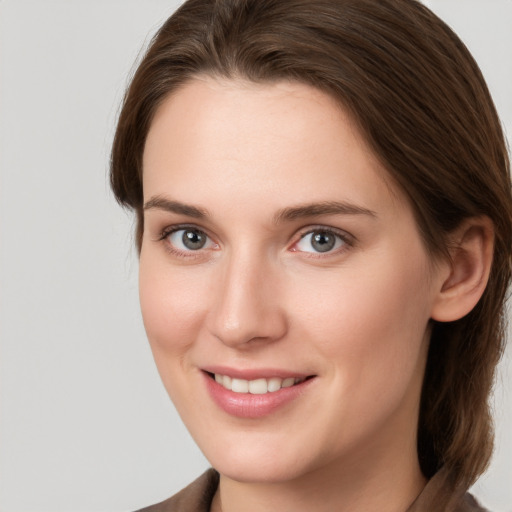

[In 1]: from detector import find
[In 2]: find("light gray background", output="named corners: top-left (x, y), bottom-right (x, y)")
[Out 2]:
top-left (0, 1), bottom-right (510, 511)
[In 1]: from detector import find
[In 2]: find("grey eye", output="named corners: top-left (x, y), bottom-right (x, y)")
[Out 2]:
top-left (182, 230), bottom-right (206, 250)
top-left (168, 228), bottom-right (210, 251)
top-left (296, 230), bottom-right (345, 253)
top-left (311, 231), bottom-right (336, 252)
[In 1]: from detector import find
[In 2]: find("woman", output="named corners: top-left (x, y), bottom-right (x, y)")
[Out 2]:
top-left (110, 0), bottom-right (512, 510)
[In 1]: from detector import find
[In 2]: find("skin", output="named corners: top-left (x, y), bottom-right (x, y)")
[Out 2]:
top-left (139, 77), bottom-right (488, 512)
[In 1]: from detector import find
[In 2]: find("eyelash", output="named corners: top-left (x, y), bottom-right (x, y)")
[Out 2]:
top-left (156, 224), bottom-right (354, 258)
top-left (292, 226), bottom-right (354, 257)
top-left (157, 224), bottom-right (218, 259)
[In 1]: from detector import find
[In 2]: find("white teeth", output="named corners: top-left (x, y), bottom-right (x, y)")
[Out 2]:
top-left (282, 377), bottom-right (295, 388)
top-left (248, 378), bottom-right (268, 394)
top-left (267, 377), bottom-right (282, 392)
top-left (213, 374), bottom-right (306, 394)
top-left (231, 378), bottom-right (248, 393)
top-left (222, 375), bottom-right (232, 389)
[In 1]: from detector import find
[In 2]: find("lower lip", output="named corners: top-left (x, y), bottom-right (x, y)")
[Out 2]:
top-left (203, 373), bottom-right (315, 418)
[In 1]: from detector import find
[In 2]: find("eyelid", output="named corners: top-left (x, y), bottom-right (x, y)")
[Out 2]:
top-left (155, 222), bottom-right (354, 257)
top-left (290, 225), bottom-right (355, 254)
top-left (158, 223), bottom-right (212, 241)
top-left (157, 223), bottom-right (219, 257)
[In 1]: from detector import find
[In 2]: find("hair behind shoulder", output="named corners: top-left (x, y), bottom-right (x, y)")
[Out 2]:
top-left (110, 0), bottom-right (512, 489)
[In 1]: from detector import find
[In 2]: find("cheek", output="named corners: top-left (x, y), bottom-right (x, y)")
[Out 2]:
top-left (138, 251), bottom-right (209, 358)
top-left (287, 255), bottom-right (432, 452)
top-left (291, 248), bottom-right (433, 392)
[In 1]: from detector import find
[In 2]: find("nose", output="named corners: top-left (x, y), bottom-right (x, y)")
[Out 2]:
top-left (205, 250), bottom-right (288, 348)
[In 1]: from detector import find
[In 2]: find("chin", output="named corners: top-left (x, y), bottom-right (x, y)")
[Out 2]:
top-left (212, 457), bottom-right (310, 484)
top-left (195, 430), bottom-right (320, 484)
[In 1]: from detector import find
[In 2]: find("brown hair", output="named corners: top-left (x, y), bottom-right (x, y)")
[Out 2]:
top-left (111, 0), bottom-right (512, 490)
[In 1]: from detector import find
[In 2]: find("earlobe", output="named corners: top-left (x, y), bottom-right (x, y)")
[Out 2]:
top-left (431, 217), bottom-right (494, 323)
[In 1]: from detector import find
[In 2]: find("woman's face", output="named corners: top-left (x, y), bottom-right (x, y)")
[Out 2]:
top-left (140, 78), bottom-right (444, 483)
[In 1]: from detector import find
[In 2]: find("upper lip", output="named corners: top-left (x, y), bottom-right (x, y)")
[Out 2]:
top-left (202, 365), bottom-right (313, 381)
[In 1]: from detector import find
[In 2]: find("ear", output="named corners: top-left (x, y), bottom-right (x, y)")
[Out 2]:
top-left (431, 216), bottom-right (494, 322)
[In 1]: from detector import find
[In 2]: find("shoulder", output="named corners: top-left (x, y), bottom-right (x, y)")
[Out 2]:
top-left (457, 493), bottom-right (490, 512)
top-left (133, 467), bottom-right (491, 512)
top-left (134, 469), bottom-right (219, 512)
top-left (407, 468), bottom-right (490, 512)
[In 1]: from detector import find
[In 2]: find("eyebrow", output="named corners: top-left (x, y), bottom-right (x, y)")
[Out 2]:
top-left (273, 201), bottom-right (377, 224)
top-left (144, 196), bottom-right (210, 218)
top-left (143, 196), bottom-right (377, 222)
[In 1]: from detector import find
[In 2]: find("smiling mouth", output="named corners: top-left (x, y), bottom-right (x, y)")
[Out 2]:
top-left (206, 372), bottom-right (314, 395)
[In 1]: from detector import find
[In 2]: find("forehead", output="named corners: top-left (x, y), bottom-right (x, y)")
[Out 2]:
top-left (142, 77), bottom-right (403, 216)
